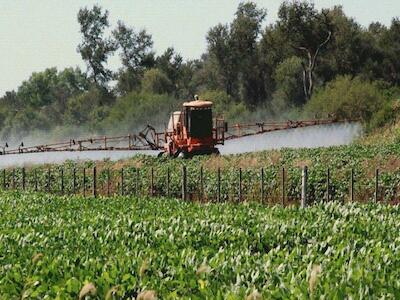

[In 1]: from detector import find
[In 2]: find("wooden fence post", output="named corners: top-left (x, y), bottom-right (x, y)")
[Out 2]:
top-left (93, 166), bottom-right (97, 198)
top-left (238, 168), bottom-right (242, 202)
top-left (2, 169), bottom-right (6, 190)
top-left (47, 168), bottom-right (51, 193)
top-left (60, 168), bottom-right (64, 194)
top-left (12, 169), bottom-right (15, 190)
top-left (150, 167), bottom-right (154, 197)
top-left (260, 168), bottom-right (264, 203)
top-left (200, 166), bottom-right (204, 202)
top-left (135, 168), bottom-right (140, 196)
top-left (281, 167), bottom-right (285, 206)
top-left (107, 168), bottom-right (111, 197)
top-left (22, 168), bottom-right (26, 191)
top-left (166, 167), bottom-right (170, 198)
top-left (73, 168), bottom-right (76, 194)
top-left (350, 168), bottom-right (354, 202)
top-left (3, 169), bottom-right (7, 190)
top-left (301, 166), bottom-right (308, 208)
top-left (120, 168), bottom-right (124, 196)
top-left (374, 168), bottom-right (379, 203)
top-left (182, 165), bottom-right (187, 201)
top-left (326, 168), bottom-right (330, 202)
top-left (217, 167), bottom-right (221, 202)
top-left (34, 169), bottom-right (38, 192)
top-left (83, 168), bottom-right (86, 197)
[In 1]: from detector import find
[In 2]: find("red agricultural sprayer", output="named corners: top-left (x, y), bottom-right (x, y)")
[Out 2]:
top-left (0, 97), bottom-right (352, 158)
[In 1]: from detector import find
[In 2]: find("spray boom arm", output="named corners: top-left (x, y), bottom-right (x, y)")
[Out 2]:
top-left (0, 118), bottom-right (354, 156)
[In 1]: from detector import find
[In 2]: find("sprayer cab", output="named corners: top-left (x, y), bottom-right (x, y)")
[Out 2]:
top-left (164, 100), bottom-right (226, 157)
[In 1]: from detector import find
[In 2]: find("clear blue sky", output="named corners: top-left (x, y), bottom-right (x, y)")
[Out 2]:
top-left (0, 0), bottom-right (398, 96)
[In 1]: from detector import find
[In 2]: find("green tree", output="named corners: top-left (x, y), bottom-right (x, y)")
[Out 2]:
top-left (206, 24), bottom-right (237, 97)
top-left (0, 91), bottom-right (20, 136)
top-left (305, 75), bottom-right (385, 122)
top-left (156, 47), bottom-right (183, 93)
top-left (188, 54), bottom-right (221, 94)
top-left (0, 67), bottom-right (90, 139)
top-left (277, 1), bottom-right (332, 100)
top-left (175, 59), bottom-right (203, 99)
top-left (378, 18), bottom-right (400, 85)
top-left (230, 2), bottom-right (266, 106)
top-left (258, 24), bottom-right (294, 101)
top-left (315, 6), bottom-right (360, 81)
top-left (105, 91), bottom-right (178, 133)
top-left (77, 5), bottom-right (117, 86)
top-left (311, 7), bottom-right (400, 88)
top-left (64, 86), bottom-right (112, 126)
top-left (141, 68), bottom-right (173, 95)
top-left (201, 89), bottom-right (249, 122)
top-left (272, 56), bottom-right (304, 110)
top-left (206, 1), bottom-right (266, 106)
top-left (113, 21), bottom-right (155, 93)
top-left (1, 108), bottom-right (50, 140)
top-left (18, 68), bottom-right (59, 107)
top-left (113, 21), bottom-right (154, 70)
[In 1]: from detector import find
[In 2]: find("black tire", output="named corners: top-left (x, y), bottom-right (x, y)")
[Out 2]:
top-left (173, 149), bottom-right (181, 158)
top-left (157, 151), bottom-right (165, 158)
top-left (178, 151), bottom-right (188, 159)
top-left (174, 149), bottom-right (189, 159)
top-left (212, 148), bottom-right (220, 155)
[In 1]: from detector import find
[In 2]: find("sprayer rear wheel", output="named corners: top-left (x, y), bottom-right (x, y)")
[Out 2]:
top-left (177, 151), bottom-right (188, 159)
top-left (173, 149), bottom-right (189, 159)
top-left (212, 148), bottom-right (220, 155)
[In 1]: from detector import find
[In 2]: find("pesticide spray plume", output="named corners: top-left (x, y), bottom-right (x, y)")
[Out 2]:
top-left (0, 122), bottom-right (361, 168)
top-left (0, 124), bottom-right (157, 168)
top-left (219, 122), bottom-right (362, 155)
top-left (0, 150), bottom-right (159, 169)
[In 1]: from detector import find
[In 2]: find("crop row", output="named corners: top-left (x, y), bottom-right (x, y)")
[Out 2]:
top-left (2, 140), bottom-right (400, 203)
top-left (1, 191), bottom-right (400, 298)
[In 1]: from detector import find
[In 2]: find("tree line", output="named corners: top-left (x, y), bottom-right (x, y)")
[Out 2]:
top-left (1, 1), bottom-right (399, 142)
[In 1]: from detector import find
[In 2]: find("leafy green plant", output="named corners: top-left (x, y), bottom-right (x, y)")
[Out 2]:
top-left (0, 192), bottom-right (399, 298)
top-left (3, 139), bottom-right (400, 204)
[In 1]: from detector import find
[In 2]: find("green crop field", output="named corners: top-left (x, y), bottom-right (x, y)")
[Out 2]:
top-left (1, 191), bottom-right (399, 299)
top-left (4, 141), bottom-right (400, 204)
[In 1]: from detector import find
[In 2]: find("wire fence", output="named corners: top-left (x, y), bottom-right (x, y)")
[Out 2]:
top-left (1, 164), bottom-right (399, 206)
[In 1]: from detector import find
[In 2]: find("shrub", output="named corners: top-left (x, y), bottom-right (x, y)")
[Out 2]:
top-left (368, 100), bottom-right (400, 131)
top-left (201, 89), bottom-right (250, 123)
top-left (141, 68), bottom-right (173, 94)
top-left (305, 75), bottom-right (386, 122)
top-left (105, 91), bottom-right (179, 133)
top-left (273, 56), bottom-right (305, 107)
